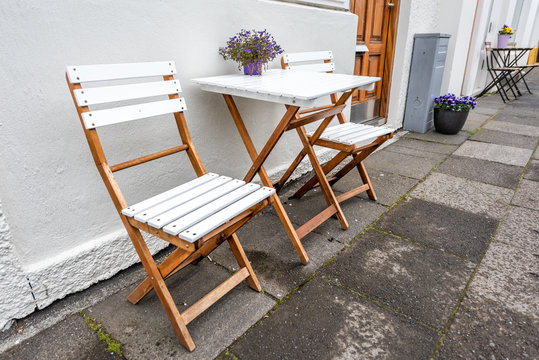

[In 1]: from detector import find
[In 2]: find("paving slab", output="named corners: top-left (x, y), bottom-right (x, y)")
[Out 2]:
top-left (469, 241), bottom-right (539, 319)
top-left (211, 212), bottom-right (343, 299)
top-left (470, 128), bottom-right (538, 149)
top-left (403, 130), bottom-right (469, 145)
top-left (501, 104), bottom-right (539, 118)
top-left (388, 138), bottom-right (458, 155)
top-left (512, 178), bottom-right (539, 210)
top-left (453, 140), bottom-right (532, 167)
top-left (462, 112), bottom-right (490, 131)
top-left (87, 259), bottom-right (275, 360)
top-left (363, 150), bottom-right (440, 179)
top-left (495, 205), bottom-right (539, 252)
top-left (0, 314), bottom-right (119, 360)
top-left (524, 159), bottom-right (539, 181)
top-left (230, 277), bottom-right (439, 360)
top-left (374, 197), bottom-right (497, 262)
top-left (436, 155), bottom-right (523, 189)
top-left (494, 112), bottom-right (539, 127)
top-left (332, 169), bottom-right (418, 206)
top-left (384, 144), bottom-right (447, 160)
top-left (474, 105), bottom-right (502, 116)
top-left (535, 150), bottom-right (539, 160)
top-left (483, 120), bottom-right (539, 137)
top-left (411, 172), bottom-right (513, 219)
top-left (323, 230), bottom-right (475, 329)
top-left (438, 295), bottom-right (539, 360)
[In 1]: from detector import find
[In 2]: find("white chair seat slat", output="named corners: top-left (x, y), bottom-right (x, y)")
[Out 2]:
top-left (179, 187), bottom-right (276, 243)
top-left (307, 122), bottom-right (356, 138)
top-left (283, 51), bottom-right (333, 63)
top-left (134, 176), bottom-right (232, 223)
top-left (147, 179), bottom-right (245, 229)
top-left (320, 123), bottom-right (372, 140)
top-left (328, 124), bottom-right (378, 142)
top-left (308, 123), bottom-right (394, 146)
top-left (81, 98), bottom-right (186, 129)
top-left (163, 183), bottom-right (262, 236)
top-left (287, 62), bottom-right (336, 73)
top-left (343, 127), bottom-right (394, 146)
top-left (73, 80), bottom-right (182, 106)
top-left (66, 61), bottom-right (177, 84)
top-left (121, 173), bottom-right (218, 217)
top-left (334, 128), bottom-right (383, 145)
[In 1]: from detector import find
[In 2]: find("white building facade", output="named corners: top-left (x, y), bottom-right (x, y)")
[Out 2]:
top-left (0, 0), bottom-right (537, 330)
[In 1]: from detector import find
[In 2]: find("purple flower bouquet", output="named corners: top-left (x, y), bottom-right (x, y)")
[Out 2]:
top-left (434, 94), bottom-right (477, 112)
top-left (219, 29), bottom-right (284, 75)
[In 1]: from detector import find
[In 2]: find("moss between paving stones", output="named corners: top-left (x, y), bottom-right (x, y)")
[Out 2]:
top-left (80, 310), bottom-right (123, 357)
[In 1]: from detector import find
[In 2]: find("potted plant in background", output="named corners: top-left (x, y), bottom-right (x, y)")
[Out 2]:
top-left (433, 94), bottom-right (477, 134)
top-left (219, 29), bottom-right (284, 75)
top-left (497, 24), bottom-right (514, 48)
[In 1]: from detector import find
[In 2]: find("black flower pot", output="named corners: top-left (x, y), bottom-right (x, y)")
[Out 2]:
top-left (434, 108), bottom-right (469, 135)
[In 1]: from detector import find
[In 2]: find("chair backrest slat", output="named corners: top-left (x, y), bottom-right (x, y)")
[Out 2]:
top-left (283, 51), bottom-right (333, 64)
top-left (66, 61), bottom-right (176, 83)
top-left (286, 62), bottom-right (336, 73)
top-left (282, 51), bottom-right (335, 73)
top-left (82, 98), bottom-right (186, 129)
top-left (73, 80), bottom-right (182, 106)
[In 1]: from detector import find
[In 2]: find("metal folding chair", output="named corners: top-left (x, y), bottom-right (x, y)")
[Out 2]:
top-left (274, 51), bottom-right (394, 228)
top-left (66, 61), bottom-right (273, 352)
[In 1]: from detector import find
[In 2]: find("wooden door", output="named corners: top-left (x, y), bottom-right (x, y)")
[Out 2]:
top-left (350, 0), bottom-right (399, 117)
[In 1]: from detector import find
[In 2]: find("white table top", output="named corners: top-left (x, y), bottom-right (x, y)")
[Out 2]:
top-left (192, 69), bottom-right (380, 107)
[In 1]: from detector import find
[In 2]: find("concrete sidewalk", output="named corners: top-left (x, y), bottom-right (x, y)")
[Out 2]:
top-left (1, 76), bottom-right (538, 359)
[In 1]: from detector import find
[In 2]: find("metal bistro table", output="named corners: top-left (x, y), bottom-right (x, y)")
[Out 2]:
top-left (193, 69), bottom-right (379, 264)
top-left (480, 47), bottom-right (533, 99)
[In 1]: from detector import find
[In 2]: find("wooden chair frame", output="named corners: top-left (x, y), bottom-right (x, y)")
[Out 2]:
top-left (273, 51), bottom-right (393, 237)
top-left (66, 62), bottom-right (267, 352)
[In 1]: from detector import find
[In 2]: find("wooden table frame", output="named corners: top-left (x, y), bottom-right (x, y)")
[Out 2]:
top-left (221, 88), bottom-right (360, 260)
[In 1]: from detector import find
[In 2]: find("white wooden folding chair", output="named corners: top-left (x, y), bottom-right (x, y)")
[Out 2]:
top-left (66, 61), bottom-right (273, 352)
top-left (275, 51), bottom-right (394, 207)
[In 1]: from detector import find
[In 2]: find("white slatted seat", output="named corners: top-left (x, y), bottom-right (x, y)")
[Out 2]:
top-left (307, 123), bottom-right (394, 146)
top-left (66, 60), bottom-right (271, 352)
top-left (275, 51), bottom-right (394, 209)
top-left (121, 175), bottom-right (274, 242)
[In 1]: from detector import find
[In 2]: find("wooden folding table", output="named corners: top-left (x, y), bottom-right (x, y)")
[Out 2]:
top-left (193, 69), bottom-right (379, 264)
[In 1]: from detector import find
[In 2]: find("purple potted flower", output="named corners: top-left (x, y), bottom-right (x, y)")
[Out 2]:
top-left (219, 29), bottom-right (284, 76)
top-left (433, 94), bottom-right (477, 134)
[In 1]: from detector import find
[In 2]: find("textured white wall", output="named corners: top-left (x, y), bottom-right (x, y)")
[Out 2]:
top-left (0, 201), bottom-right (35, 330)
top-left (0, 0), bottom-right (357, 322)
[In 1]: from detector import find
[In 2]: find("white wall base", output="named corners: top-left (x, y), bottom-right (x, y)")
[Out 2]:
top-left (0, 202), bottom-right (36, 331)
top-left (24, 229), bottom-right (168, 310)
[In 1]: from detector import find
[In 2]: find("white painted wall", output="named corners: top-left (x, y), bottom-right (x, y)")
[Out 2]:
top-left (514, 0), bottom-right (539, 48)
top-left (0, 0), bottom-right (357, 323)
top-left (386, 0), bottom-right (440, 129)
top-left (438, 0), bottom-right (478, 95)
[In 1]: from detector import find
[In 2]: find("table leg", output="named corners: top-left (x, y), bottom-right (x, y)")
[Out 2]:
top-left (222, 94), bottom-right (309, 265)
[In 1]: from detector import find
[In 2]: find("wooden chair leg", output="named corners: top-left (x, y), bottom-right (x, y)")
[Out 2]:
top-left (293, 151), bottom-right (349, 199)
top-left (356, 159), bottom-right (377, 200)
top-left (227, 234), bottom-right (261, 291)
top-left (296, 126), bottom-right (348, 230)
top-left (126, 224), bottom-right (195, 351)
top-left (127, 247), bottom-right (192, 305)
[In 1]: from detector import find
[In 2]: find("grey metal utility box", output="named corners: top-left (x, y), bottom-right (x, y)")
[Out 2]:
top-left (403, 33), bottom-right (451, 133)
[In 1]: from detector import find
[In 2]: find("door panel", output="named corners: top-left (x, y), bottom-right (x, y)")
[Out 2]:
top-left (350, 0), bottom-right (398, 120)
